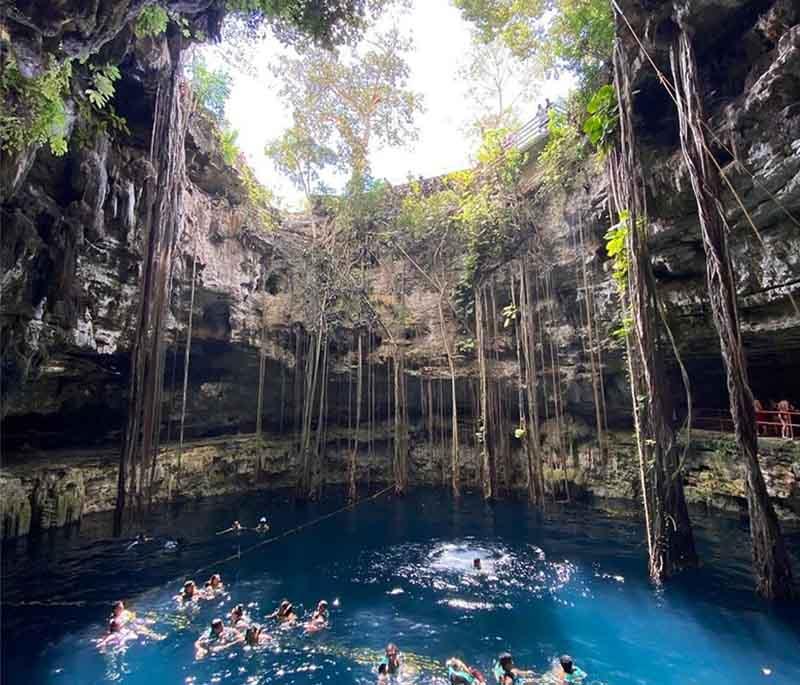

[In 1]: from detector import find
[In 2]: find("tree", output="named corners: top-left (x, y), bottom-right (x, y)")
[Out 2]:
top-left (186, 54), bottom-right (232, 123)
top-left (273, 26), bottom-right (423, 185)
top-left (453, 0), bottom-right (613, 89)
top-left (458, 35), bottom-right (541, 138)
top-left (265, 123), bottom-right (337, 212)
top-left (226, 0), bottom-right (401, 49)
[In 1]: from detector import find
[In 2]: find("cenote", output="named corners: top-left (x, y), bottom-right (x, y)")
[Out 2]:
top-left (4, 1), bottom-right (800, 685)
top-left (3, 490), bottom-right (800, 685)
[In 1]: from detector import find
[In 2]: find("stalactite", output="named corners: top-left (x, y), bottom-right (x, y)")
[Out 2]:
top-left (608, 23), bottom-right (698, 581)
top-left (115, 37), bottom-right (189, 530)
top-left (670, 16), bottom-right (794, 599)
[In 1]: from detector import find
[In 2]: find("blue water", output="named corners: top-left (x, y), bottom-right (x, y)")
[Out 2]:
top-left (2, 489), bottom-right (800, 685)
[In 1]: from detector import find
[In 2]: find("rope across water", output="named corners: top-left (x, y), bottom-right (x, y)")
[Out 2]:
top-left (4, 484), bottom-right (396, 609)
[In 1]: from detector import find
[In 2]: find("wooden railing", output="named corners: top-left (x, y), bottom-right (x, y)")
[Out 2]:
top-left (503, 103), bottom-right (565, 152)
top-left (692, 407), bottom-right (800, 439)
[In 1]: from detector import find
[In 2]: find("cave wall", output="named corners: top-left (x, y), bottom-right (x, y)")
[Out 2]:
top-left (2, 0), bottom-right (800, 537)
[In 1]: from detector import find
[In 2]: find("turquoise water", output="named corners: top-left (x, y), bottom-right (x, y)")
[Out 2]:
top-left (2, 490), bottom-right (800, 685)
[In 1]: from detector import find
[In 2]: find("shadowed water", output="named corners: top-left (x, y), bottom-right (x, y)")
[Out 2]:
top-left (2, 489), bottom-right (799, 685)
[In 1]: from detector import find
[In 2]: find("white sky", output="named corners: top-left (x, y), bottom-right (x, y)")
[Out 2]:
top-left (211, 0), bottom-right (573, 209)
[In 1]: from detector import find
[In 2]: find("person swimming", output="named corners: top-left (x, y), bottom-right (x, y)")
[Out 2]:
top-left (195, 618), bottom-right (243, 658)
top-left (378, 643), bottom-right (402, 677)
top-left (177, 580), bottom-right (199, 603)
top-left (473, 558), bottom-right (482, 570)
top-left (493, 652), bottom-right (533, 684)
top-left (267, 599), bottom-right (297, 624)
top-left (111, 600), bottom-right (135, 626)
top-left (229, 603), bottom-right (248, 629)
top-left (217, 520), bottom-right (244, 535)
top-left (305, 599), bottom-right (329, 632)
top-left (203, 573), bottom-right (224, 597)
top-left (244, 624), bottom-right (273, 647)
top-left (447, 657), bottom-right (486, 684)
top-left (125, 532), bottom-right (154, 551)
top-left (555, 655), bottom-right (586, 683)
top-left (255, 517), bottom-right (271, 533)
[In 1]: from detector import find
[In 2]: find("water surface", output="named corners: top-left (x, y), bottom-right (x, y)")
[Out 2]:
top-left (3, 489), bottom-right (799, 685)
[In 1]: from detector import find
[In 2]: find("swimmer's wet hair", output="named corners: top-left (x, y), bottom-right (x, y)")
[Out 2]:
top-left (560, 655), bottom-right (574, 674)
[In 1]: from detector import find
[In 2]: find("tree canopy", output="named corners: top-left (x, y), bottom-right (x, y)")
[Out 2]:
top-left (452, 0), bottom-right (613, 88)
top-left (273, 25), bottom-right (423, 185)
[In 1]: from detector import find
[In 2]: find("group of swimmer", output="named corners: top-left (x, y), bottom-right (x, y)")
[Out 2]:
top-left (107, 521), bottom-right (588, 683)
top-left (378, 643), bottom-right (585, 684)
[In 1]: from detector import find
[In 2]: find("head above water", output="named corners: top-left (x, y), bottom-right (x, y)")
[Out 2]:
top-left (108, 618), bottom-right (122, 634)
top-left (473, 558), bottom-right (482, 569)
top-left (317, 600), bottom-right (328, 611)
top-left (112, 600), bottom-right (125, 616)
top-left (211, 618), bottom-right (224, 635)
top-left (245, 625), bottom-right (261, 645)
top-left (210, 573), bottom-right (222, 587)
top-left (260, 517), bottom-right (267, 524)
top-left (499, 653), bottom-right (513, 670)
top-left (386, 643), bottom-right (399, 658)
top-left (183, 580), bottom-right (196, 596)
top-left (560, 655), bottom-right (574, 674)
top-left (232, 604), bottom-right (244, 618)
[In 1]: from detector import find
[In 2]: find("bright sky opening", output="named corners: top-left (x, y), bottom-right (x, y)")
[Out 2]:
top-left (212, 0), bottom-right (574, 210)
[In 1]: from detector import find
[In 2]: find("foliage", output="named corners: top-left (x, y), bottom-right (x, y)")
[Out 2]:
top-left (219, 127), bottom-right (241, 165)
top-left (391, 127), bottom-right (527, 318)
top-left (501, 303), bottom-right (518, 328)
top-left (456, 338), bottom-right (476, 354)
top-left (605, 209), bottom-right (629, 293)
top-left (265, 123), bottom-right (337, 200)
top-left (536, 106), bottom-right (586, 195)
top-left (0, 57), bottom-right (73, 156)
top-left (273, 26), bottom-right (422, 183)
top-left (187, 55), bottom-right (232, 123)
top-left (605, 209), bottom-right (632, 339)
top-left (583, 84), bottom-right (617, 152)
top-left (225, 0), bottom-right (402, 49)
top-left (458, 35), bottom-right (542, 139)
top-left (134, 6), bottom-right (169, 38)
top-left (453, 0), bottom-right (614, 89)
top-left (84, 63), bottom-right (121, 109)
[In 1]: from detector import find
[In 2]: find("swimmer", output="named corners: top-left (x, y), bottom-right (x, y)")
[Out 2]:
top-left (111, 600), bottom-right (135, 626)
top-left (473, 558), bottom-right (482, 570)
top-left (203, 573), bottom-right (224, 597)
top-left (255, 517), bottom-right (271, 533)
top-left (447, 657), bottom-right (486, 684)
top-left (217, 520), bottom-right (245, 535)
top-left (229, 603), bottom-right (248, 629)
top-left (125, 533), bottom-right (153, 551)
top-left (378, 643), bottom-right (402, 678)
top-left (244, 624), bottom-right (273, 647)
top-left (195, 618), bottom-right (243, 659)
top-left (493, 652), bottom-right (534, 685)
top-left (304, 599), bottom-right (329, 633)
top-left (177, 580), bottom-right (199, 603)
top-left (555, 655), bottom-right (586, 684)
top-left (267, 599), bottom-right (298, 624)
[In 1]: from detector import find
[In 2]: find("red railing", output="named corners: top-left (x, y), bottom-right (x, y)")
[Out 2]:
top-left (692, 407), bottom-right (800, 439)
